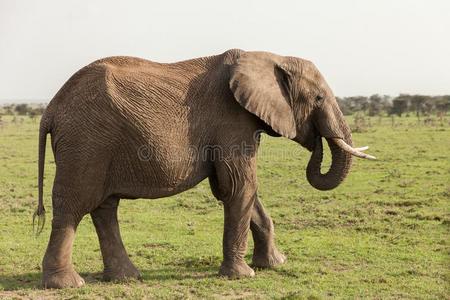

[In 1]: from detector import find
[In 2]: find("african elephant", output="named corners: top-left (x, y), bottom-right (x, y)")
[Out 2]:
top-left (34, 49), bottom-right (375, 288)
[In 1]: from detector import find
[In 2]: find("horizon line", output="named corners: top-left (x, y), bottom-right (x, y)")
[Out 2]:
top-left (1, 93), bottom-right (450, 104)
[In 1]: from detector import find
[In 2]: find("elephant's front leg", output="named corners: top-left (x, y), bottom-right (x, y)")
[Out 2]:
top-left (214, 159), bottom-right (257, 278)
top-left (250, 197), bottom-right (286, 268)
top-left (220, 189), bottom-right (256, 278)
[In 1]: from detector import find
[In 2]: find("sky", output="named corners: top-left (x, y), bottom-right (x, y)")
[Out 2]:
top-left (0, 0), bottom-right (449, 103)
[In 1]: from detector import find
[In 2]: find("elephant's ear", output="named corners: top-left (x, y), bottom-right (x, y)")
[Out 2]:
top-left (229, 52), bottom-right (297, 139)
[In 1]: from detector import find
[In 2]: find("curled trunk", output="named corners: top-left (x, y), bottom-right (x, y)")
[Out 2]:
top-left (306, 135), bottom-right (353, 191)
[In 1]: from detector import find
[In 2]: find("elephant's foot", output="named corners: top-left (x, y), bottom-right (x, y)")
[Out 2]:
top-left (252, 247), bottom-right (286, 268)
top-left (43, 267), bottom-right (85, 289)
top-left (103, 261), bottom-right (141, 282)
top-left (219, 260), bottom-right (255, 279)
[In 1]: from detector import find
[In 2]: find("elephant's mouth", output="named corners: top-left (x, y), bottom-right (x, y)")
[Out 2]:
top-left (307, 118), bottom-right (376, 160)
top-left (302, 139), bottom-right (316, 152)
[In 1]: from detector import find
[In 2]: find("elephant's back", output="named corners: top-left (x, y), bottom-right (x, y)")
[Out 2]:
top-left (46, 56), bottom-right (181, 136)
top-left (45, 55), bottom-right (214, 188)
top-left (46, 53), bottom-right (219, 131)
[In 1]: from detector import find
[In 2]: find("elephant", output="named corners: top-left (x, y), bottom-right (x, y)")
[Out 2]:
top-left (33, 49), bottom-right (375, 289)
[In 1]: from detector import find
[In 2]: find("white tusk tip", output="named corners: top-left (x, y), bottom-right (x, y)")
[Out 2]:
top-left (355, 146), bottom-right (369, 151)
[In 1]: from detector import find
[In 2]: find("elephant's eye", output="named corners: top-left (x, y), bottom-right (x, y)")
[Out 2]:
top-left (316, 95), bottom-right (324, 103)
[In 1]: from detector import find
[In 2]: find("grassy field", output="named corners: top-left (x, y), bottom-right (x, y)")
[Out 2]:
top-left (0, 115), bottom-right (449, 299)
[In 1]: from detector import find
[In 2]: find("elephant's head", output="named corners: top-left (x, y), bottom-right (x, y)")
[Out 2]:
top-left (229, 51), bottom-right (375, 191)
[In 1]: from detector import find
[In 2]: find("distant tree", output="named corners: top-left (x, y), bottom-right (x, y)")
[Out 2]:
top-left (310, 94), bottom-right (448, 117)
top-left (380, 95), bottom-right (392, 114)
top-left (3, 105), bottom-right (14, 115)
top-left (29, 110), bottom-right (37, 121)
top-left (344, 96), bottom-right (369, 114)
top-left (336, 97), bottom-right (352, 115)
top-left (14, 103), bottom-right (30, 115)
top-left (422, 97), bottom-right (434, 115)
top-left (32, 106), bottom-right (45, 115)
top-left (435, 96), bottom-right (450, 114)
top-left (409, 95), bottom-right (431, 118)
top-left (391, 96), bottom-right (409, 117)
top-left (28, 107), bottom-right (44, 121)
top-left (368, 94), bottom-right (383, 116)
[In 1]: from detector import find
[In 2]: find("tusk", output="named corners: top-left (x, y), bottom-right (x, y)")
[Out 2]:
top-left (355, 146), bottom-right (369, 151)
top-left (331, 138), bottom-right (376, 160)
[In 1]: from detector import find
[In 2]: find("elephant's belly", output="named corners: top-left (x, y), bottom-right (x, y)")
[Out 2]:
top-left (108, 152), bottom-right (213, 200)
top-left (112, 175), bottom-right (209, 200)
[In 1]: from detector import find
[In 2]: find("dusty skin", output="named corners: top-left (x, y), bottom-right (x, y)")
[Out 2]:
top-left (34, 49), bottom-right (374, 288)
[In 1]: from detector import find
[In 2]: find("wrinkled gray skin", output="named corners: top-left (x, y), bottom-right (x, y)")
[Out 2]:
top-left (35, 49), bottom-right (360, 288)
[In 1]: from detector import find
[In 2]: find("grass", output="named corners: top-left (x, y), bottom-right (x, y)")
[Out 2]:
top-left (0, 114), bottom-right (449, 299)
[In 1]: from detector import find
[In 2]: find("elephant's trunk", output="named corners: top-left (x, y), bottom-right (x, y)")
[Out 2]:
top-left (305, 101), bottom-right (375, 191)
top-left (306, 135), bottom-right (353, 191)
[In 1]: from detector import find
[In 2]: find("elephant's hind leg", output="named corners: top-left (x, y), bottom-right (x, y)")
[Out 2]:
top-left (91, 196), bottom-right (140, 282)
top-left (250, 197), bottom-right (286, 268)
top-left (42, 213), bottom-right (85, 289)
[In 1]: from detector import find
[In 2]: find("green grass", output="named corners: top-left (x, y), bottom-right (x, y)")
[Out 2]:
top-left (0, 115), bottom-right (449, 299)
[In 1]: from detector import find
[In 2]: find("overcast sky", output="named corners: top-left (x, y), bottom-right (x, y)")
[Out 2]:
top-left (1, 0), bottom-right (449, 103)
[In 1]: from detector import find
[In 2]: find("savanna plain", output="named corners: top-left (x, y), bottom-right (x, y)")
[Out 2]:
top-left (0, 115), bottom-right (448, 299)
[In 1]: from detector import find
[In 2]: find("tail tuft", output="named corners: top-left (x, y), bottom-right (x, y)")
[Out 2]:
top-left (33, 207), bottom-right (46, 236)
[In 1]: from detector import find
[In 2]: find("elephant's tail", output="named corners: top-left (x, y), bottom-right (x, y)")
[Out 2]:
top-left (33, 112), bottom-right (51, 235)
